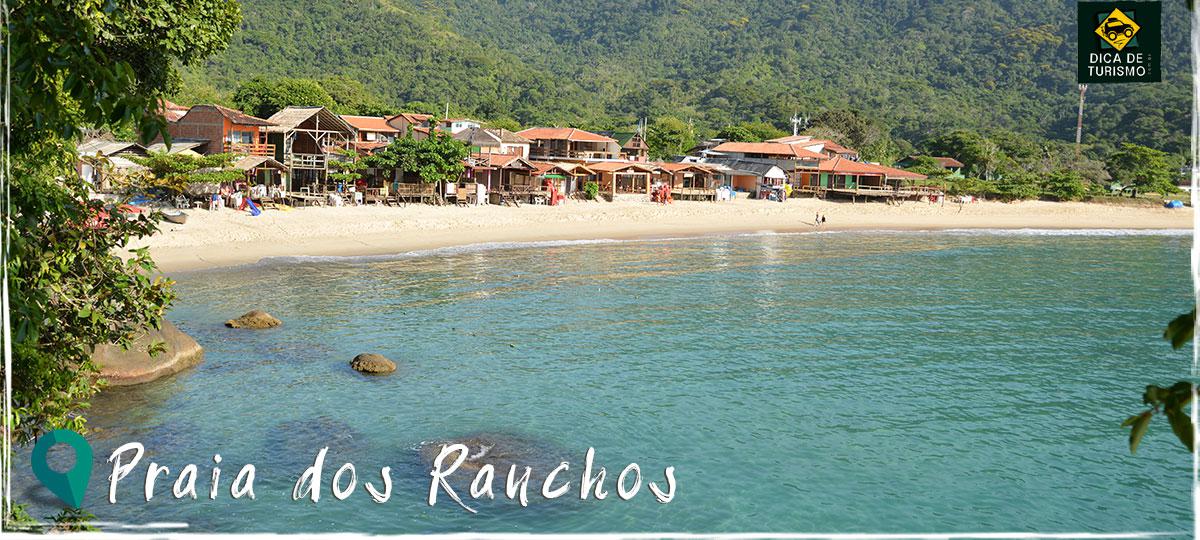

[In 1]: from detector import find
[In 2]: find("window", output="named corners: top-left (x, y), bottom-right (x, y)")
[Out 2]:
top-left (365, 132), bottom-right (377, 141)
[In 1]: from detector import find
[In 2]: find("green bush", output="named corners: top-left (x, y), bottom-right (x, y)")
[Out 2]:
top-left (944, 176), bottom-right (996, 197)
top-left (993, 174), bottom-right (1041, 201)
top-left (583, 181), bottom-right (600, 200)
top-left (1040, 170), bottom-right (1087, 201)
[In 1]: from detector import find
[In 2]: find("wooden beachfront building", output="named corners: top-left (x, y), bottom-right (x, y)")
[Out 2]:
top-left (467, 153), bottom-right (538, 191)
top-left (519, 127), bottom-right (623, 161)
top-left (587, 161), bottom-right (661, 197)
top-left (801, 156), bottom-right (933, 200)
top-left (232, 155), bottom-right (289, 188)
top-left (656, 162), bottom-right (720, 200)
top-left (265, 106), bottom-right (357, 190)
top-left (454, 128), bottom-right (532, 158)
top-left (160, 104), bottom-right (276, 156)
top-left (530, 161), bottom-right (596, 196)
top-left (340, 115), bottom-right (401, 151)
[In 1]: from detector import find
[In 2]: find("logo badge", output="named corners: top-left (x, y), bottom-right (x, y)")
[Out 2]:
top-left (1094, 8), bottom-right (1140, 51)
top-left (30, 429), bottom-right (94, 508)
top-left (1078, 2), bottom-right (1161, 83)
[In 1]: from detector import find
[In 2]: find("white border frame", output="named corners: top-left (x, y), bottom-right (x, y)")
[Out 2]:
top-left (0, 2), bottom-right (1195, 538)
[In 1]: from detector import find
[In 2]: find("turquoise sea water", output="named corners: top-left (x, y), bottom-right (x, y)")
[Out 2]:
top-left (11, 230), bottom-right (1196, 534)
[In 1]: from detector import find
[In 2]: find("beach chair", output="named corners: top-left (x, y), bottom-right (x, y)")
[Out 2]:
top-left (456, 186), bottom-right (470, 207)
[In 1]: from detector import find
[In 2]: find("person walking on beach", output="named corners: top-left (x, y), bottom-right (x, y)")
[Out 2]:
top-left (821, 214), bottom-right (827, 226)
top-left (815, 212), bottom-right (821, 228)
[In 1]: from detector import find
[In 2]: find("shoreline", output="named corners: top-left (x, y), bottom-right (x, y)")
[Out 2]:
top-left (134, 198), bottom-right (1194, 273)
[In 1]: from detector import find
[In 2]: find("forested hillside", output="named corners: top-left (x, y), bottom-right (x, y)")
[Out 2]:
top-left (178, 0), bottom-right (1192, 158)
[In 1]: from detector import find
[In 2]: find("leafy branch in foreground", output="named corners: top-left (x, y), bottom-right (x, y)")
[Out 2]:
top-left (5, 0), bottom-right (241, 446)
top-left (1123, 308), bottom-right (1197, 454)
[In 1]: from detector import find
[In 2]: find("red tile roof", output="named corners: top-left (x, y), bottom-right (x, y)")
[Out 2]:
top-left (817, 157), bottom-right (927, 180)
top-left (157, 99), bottom-right (190, 122)
top-left (874, 164), bottom-right (928, 180)
top-left (932, 156), bottom-right (965, 168)
top-left (711, 141), bottom-right (826, 160)
top-left (517, 127), bottom-right (617, 143)
top-left (817, 156), bottom-right (887, 175)
top-left (341, 115), bottom-right (400, 133)
top-left (350, 141), bottom-right (391, 152)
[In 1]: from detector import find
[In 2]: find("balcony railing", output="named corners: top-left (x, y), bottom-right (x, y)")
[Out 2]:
top-left (224, 142), bottom-right (275, 157)
top-left (288, 153), bottom-right (327, 170)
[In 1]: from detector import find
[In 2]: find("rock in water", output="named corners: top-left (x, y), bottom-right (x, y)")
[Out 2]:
top-left (225, 310), bottom-right (281, 329)
top-left (93, 320), bottom-right (204, 386)
top-left (350, 353), bottom-right (396, 374)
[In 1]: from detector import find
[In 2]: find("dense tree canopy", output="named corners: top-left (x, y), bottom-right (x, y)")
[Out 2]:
top-left (5, 0), bottom-right (241, 449)
top-left (176, 0), bottom-right (1189, 160)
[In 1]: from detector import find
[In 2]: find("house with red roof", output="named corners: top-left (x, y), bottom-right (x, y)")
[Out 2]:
top-left (466, 152), bottom-right (538, 194)
top-left (767, 135), bottom-right (860, 160)
top-left (160, 104), bottom-right (276, 156)
top-left (340, 115), bottom-right (401, 150)
top-left (812, 156), bottom-right (929, 196)
top-left (518, 127), bottom-right (623, 161)
top-left (707, 141), bottom-right (827, 172)
top-left (454, 127), bottom-right (531, 157)
top-left (386, 112), bottom-right (434, 138)
top-left (157, 99), bottom-right (191, 123)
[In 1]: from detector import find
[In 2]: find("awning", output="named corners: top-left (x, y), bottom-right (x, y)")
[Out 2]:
top-left (233, 155), bottom-right (289, 172)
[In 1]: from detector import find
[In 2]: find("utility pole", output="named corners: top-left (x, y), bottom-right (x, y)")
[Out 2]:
top-left (1075, 84), bottom-right (1088, 162)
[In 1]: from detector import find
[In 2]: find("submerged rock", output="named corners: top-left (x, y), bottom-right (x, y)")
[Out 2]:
top-left (225, 310), bottom-right (281, 329)
top-left (266, 416), bottom-right (365, 472)
top-left (417, 432), bottom-right (565, 480)
top-left (93, 320), bottom-right (204, 386)
top-left (350, 353), bottom-right (396, 374)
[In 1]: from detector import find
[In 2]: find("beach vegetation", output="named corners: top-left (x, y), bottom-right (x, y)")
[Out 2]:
top-left (1039, 170), bottom-right (1088, 202)
top-left (5, 0), bottom-right (241, 450)
top-left (646, 116), bottom-right (698, 160)
top-left (991, 173), bottom-right (1042, 202)
top-left (328, 148), bottom-right (366, 187)
top-left (898, 156), bottom-right (954, 179)
top-left (128, 152), bottom-right (243, 194)
top-left (366, 130), bottom-right (469, 186)
top-left (584, 181), bottom-right (601, 200)
top-left (1104, 143), bottom-right (1183, 196)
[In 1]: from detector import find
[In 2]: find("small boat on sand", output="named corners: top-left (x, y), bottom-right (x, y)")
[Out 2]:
top-left (163, 211), bottom-right (188, 225)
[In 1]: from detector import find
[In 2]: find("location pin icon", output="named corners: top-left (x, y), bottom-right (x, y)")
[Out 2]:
top-left (31, 429), bottom-right (93, 508)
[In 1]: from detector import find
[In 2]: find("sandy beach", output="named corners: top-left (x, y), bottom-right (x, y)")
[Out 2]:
top-left (134, 198), bottom-right (1193, 273)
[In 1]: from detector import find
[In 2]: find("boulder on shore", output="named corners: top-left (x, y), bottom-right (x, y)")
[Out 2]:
top-left (350, 353), bottom-right (396, 374)
top-left (93, 320), bottom-right (204, 386)
top-left (225, 310), bottom-right (281, 329)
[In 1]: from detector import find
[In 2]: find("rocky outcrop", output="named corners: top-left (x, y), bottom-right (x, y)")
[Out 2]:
top-left (350, 353), bottom-right (396, 374)
top-left (225, 310), bottom-right (281, 329)
top-left (93, 320), bottom-right (204, 386)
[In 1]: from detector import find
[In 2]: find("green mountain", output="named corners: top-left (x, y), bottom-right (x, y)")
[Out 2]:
top-left (181, 0), bottom-right (1192, 155)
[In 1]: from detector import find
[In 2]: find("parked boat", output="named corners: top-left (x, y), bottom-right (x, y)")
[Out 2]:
top-left (163, 211), bottom-right (188, 225)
